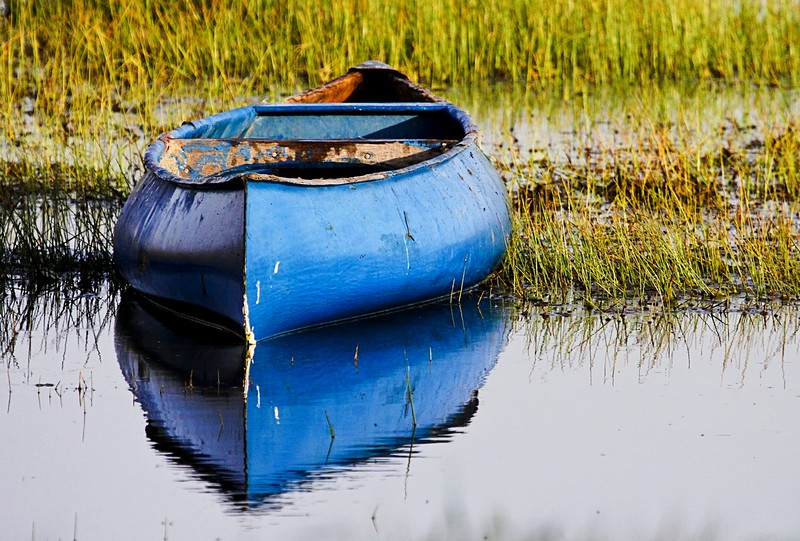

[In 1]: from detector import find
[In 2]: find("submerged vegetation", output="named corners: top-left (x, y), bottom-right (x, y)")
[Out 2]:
top-left (0, 0), bottom-right (799, 303)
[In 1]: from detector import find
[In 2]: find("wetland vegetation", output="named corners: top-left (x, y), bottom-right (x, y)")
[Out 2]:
top-left (494, 93), bottom-right (800, 304)
top-left (1, 0), bottom-right (799, 306)
top-left (2, 5), bottom-right (800, 537)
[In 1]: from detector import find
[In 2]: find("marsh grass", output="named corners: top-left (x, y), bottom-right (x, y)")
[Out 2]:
top-left (0, 186), bottom-right (122, 288)
top-left (493, 112), bottom-right (800, 303)
top-left (3, 0), bottom-right (798, 92)
top-left (2, 0), bottom-right (799, 183)
top-left (1, 0), bottom-right (799, 301)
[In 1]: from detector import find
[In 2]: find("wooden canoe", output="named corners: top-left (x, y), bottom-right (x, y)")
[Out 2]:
top-left (113, 61), bottom-right (510, 341)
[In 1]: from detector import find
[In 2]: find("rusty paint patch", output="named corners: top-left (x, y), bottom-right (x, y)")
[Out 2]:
top-left (158, 138), bottom-right (455, 184)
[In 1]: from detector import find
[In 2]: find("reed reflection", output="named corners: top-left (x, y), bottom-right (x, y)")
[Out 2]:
top-left (115, 293), bottom-right (509, 507)
top-left (514, 300), bottom-right (800, 387)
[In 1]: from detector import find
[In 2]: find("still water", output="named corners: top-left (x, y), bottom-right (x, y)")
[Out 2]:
top-left (2, 81), bottom-right (799, 540)
top-left (1, 286), bottom-right (798, 540)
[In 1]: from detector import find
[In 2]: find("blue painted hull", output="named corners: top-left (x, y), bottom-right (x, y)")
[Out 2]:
top-left (115, 293), bottom-right (509, 505)
top-left (244, 144), bottom-right (508, 338)
top-left (114, 63), bottom-right (510, 341)
top-left (113, 172), bottom-right (246, 327)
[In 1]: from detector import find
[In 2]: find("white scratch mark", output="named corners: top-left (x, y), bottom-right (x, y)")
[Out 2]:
top-left (256, 280), bottom-right (261, 304)
top-left (273, 261), bottom-right (280, 274)
top-left (274, 406), bottom-right (280, 424)
top-left (256, 385), bottom-right (261, 408)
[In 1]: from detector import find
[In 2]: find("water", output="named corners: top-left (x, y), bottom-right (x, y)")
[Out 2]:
top-left (1, 284), bottom-right (798, 540)
top-left (2, 81), bottom-right (800, 540)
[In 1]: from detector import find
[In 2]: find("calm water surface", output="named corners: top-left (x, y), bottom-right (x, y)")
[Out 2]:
top-left (2, 83), bottom-right (800, 540)
top-left (1, 286), bottom-right (798, 541)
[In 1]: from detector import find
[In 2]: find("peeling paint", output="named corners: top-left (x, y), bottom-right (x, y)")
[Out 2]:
top-left (243, 288), bottom-right (256, 346)
top-left (243, 339), bottom-right (255, 399)
top-left (159, 137), bottom-right (455, 184)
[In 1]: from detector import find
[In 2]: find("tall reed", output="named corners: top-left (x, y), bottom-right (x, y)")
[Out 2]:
top-left (494, 114), bottom-right (800, 303)
top-left (3, 0), bottom-right (798, 92)
top-left (2, 0), bottom-right (798, 187)
top-left (2, 0), bottom-right (799, 298)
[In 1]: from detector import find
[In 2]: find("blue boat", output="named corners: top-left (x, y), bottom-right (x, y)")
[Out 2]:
top-left (115, 292), bottom-right (509, 505)
top-left (113, 61), bottom-right (510, 341)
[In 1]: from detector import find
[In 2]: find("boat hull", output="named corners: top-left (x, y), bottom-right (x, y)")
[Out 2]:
top-left (114, 172), bottom-right (246, 328)
top-left (113, 63), bottom-right (511, 340)
top-left (244, 142), bottom-right (509, 338)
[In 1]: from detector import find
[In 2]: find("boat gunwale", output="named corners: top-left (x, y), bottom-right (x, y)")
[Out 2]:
top-left (143, 101), bottom-right (480, 189)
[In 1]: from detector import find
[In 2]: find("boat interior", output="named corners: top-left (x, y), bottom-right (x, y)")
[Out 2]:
top-left (158, 65), bottom-right (469, 184)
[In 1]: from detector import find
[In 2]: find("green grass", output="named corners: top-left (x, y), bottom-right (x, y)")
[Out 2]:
top-left (3, 0), bottom-right (798, 92)
top-left (1, 0), bottom-right (799, 301)
top-left (2, 0), bottom-right (798, 189)
top-left (492, 110), bottom-right (800, 304)
top-left (2, 0), bottom-right (799, 168)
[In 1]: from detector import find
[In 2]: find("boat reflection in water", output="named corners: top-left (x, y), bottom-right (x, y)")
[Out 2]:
top-left (115, 293), bottom-right (509, 507)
